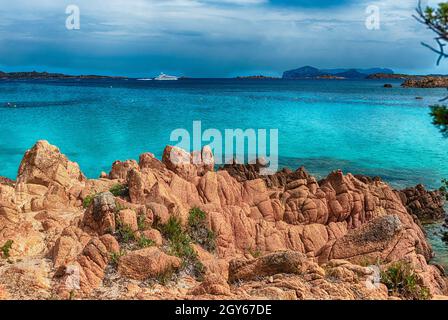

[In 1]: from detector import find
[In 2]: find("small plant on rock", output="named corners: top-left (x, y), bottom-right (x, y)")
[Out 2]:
top-left (380, 261), bottom-right (431, 300)
top-left (114, 201), bottom-right (127, 214)
top-left (115, 220), bottom-right (136, 243)
top-left (110, 250), bottom-right (125, 267)
top-left (82, 194), bottom-right (95, 208)
top-left (157, 268), bottom-right (176, 285)
top-left (248, 247), bottom-right (262, 258)
top-left (109, 184), bottom-right (129, 197)
top-left (137, 236), bottom-right (155, 249)
top-left (162, 217), bottom-right (194, 259)
top-left (159, 216), bottom-right (183, 239)
top-left (137, 214), bottom-right (148, 231)
top-left (187, 207), bottom-right (216, 252)
top-left (188, 207), bottom-right (206, 227)
top-left (359, 257), bottom-right (383, 267)
top-left (158, 216), bottom-right (205, 279)
top-left (1, 240), bottom-right (13, 259)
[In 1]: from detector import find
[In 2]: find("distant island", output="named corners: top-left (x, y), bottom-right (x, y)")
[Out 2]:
top-left (3, 69), bottom-right (448, 88)
top-left (282, 66), bottom-right (394, 80)
top-left (0, 71), bottom-right (125, 80)
top-left (316, 75), bottom-right (346, 80)
top-left (235, 75), bottom-right (280, 79)
top-left (281, 66), bottom-right (448, 88)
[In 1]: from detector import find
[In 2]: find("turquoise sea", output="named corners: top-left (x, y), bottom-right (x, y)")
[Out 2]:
top-left (1, 78), bottom-right (447, 266)
top-left (1, 78), bottom-right (447, 189)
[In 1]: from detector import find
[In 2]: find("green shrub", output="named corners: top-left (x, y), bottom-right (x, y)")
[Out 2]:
top-left (115, 220), bottom-right (136, 243)
top-left (206, 230), bottom-right (217, 250)
top-left (159, 216), bottom-right (183, 239)
top-left (109, 184), bottom-right (129, 197)
top-left (188, 207), bottom-right (206, 228)
top-left (82, 195), bottom-right (95, 208)
top-left (137, 214), bottom-right (148, 231)
top-left (157, 268), bottom-right (175, 285)
top-left (137, 236), bottom-right (155, 249)
top-left (158, 216), bottom-right (205, 279)
top-left (359, 257), bottom-right (383, 267)
top-left (169, 234), bottom-right (196, 261)
top-left (430, 105), bottom-right (448, 137)
top-left (110, 250), bottom-right (125, 267)
top-left (1, 240), bottom-right (13, 259)
top-left (248, 247), bottom-right (261, 258)
top-left (161, 217), bottom-right (194, 258)
top-left (381, 261), bottom-right (431, 300)
top-left (187, 207), bottom-right (216, 252)
top-left (114, 201), bottom-right (127, 214)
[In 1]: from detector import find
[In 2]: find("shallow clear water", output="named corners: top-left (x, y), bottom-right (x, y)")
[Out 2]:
top-left (1, 78), bottom-right (447, 265)
top-left (424, 220), bottom-right (448, 268)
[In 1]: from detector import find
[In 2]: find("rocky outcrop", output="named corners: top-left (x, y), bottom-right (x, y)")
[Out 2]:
top-left (220, 161), bottom-right (313, 188)
top-left (397, 184), bottom-right (446, 221)
top-left (0, 182), bottom-right (46, 258)
top-left (0, 140), bottom-right (446, 300)
top-left (318, 215), bottom-right (434, 269)
top-left (188, 274), bottom-right (231, 296)
top-left (118, 247), bottom-right (182, 281)
top-left (81, 192), bottom-right (116, 235)
top-left (367, 73), bottom-right (414, 80)
top-left (139, 229), bottom-right (163, 246)
top-left (223, 164), bottom-right (446, 222)
top-left (162, 145), bottom-right (214, 181)
top-left (17, 140), bottom-right (86, 189)
top-left (402, 76), bottom-right (448, 88)
top-left (0, 177), bottom-right (14, 187)
top-left (54, 234), bottom-right (120, 297)
top-left (229, 251), bottom-right (319, 283)
top-left (226, 253), bottom-right (389, 300)
top-left (109, 160), bottom-right (139, 180)
top-left (15, 140), bottom-right (87, 211)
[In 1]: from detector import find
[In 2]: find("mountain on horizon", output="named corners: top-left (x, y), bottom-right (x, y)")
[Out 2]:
top-left (282, 66), bottom-right (394, 79)
top-left (333, 69), bottom-right (367, 79)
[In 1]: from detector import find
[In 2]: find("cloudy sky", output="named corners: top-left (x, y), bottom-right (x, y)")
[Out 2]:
top-left (0, 0), bottom-right (446, 77)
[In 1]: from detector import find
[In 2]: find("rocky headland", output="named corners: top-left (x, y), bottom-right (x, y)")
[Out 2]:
top-left (366, 73), bottom-right (416, 80)
top-left (401, 76), bottom-right (448, 88)
top-left (0, 141), bottom-right (447, 300)
top-left (365, 73), bottom-right (448, 88)
top-left (0, 71), bottom-right (124, 80)
top-left (281, 68), bottom-right (448, 88)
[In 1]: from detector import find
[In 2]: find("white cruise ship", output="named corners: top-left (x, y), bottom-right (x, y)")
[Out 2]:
top-left (154, 73), bottom-right (179, 81)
